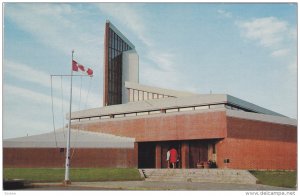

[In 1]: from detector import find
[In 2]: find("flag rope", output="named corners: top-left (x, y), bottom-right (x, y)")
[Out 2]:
top-left (61, 76), bottom-right (66, 140)
top-left (84, 76), bottom-right (93, 108)
top-left (70, 75), bottom-right (93, 160)
top-left (50, 76), bottom-right (58, 148)
top-left (71, 76), bottom-right (83, 160)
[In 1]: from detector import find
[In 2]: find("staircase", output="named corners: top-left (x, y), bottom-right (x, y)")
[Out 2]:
top-left (141, 169), bottom-right (257, 184)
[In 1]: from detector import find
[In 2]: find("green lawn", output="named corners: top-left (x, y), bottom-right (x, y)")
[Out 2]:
top-left (250, 170), bottom-right (297, 188)
top-left (3, 168), bottom-right (142, 182)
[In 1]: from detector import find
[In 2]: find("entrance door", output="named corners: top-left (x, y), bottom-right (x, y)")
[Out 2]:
top-left (189, 141), bottom-right (208, 168)
top-left (161, 141), bottom-right (181, 168)
top-left (138, 142), bottom-right (156, 168)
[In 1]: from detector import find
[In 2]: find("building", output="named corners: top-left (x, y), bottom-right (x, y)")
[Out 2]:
top-left (3, 20), bottom-right (297, 170)
top-left (103, 20), bottom-right (139, 106)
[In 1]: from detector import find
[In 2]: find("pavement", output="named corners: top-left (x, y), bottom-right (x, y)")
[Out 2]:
top-left (28, 181), bottom-right (296, 191)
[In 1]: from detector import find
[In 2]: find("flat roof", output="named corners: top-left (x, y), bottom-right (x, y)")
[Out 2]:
top-left (226, 109), bottom-right (296, 126)
top-left (3, 129), bottom-right (135, 148)
top-left (70, 94), bottom-right (284, 120)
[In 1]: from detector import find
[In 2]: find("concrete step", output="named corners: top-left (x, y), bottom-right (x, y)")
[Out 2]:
top-left (141, 169), bottom-right (257, 184)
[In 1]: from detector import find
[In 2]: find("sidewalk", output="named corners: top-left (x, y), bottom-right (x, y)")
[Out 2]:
top-left (31, 181), bottom-right (295, 191)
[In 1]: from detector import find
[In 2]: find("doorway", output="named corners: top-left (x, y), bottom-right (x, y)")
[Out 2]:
top-left (138, 142), bottom-right (156, 168)
top-left (189, 140), bottom-right (208, 168)
top-left (161, 141), bottom-right (181, 168)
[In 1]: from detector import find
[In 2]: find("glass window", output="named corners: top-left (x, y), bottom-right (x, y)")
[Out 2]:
top-left (114, 35), bottom-right (117, 49)
top-left (111, 35), bottom-right (115, 49)
top-left (115, 114), bottom-right (124, 118)
top-left (166, 108), bottom-right (178, 113)
top-left (210, 104), bottom-right (225, 109)
top-left (125, 113), bottom-right (136, 117)
top-left (106, 26), bottom-right (136, 105)
top-left (122, 41), bottom-right (125, 51)
top-left (137, 112), bottom-right (148, 116)
top-left (109, 29), bottom-right (112, 47)
top-left (149, 110), bottom-right (160, 115)
top-left (179, 107), bottom-right (194, 112)
top-left (195, 106), bottom-right (209, 110)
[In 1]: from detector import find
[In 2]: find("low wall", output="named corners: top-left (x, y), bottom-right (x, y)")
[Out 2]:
top-left (3, 148), bottom-right (137, 168)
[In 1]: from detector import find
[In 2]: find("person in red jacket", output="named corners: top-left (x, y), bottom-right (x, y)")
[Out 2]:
top-left (169, 147), bottom-right (178, 169)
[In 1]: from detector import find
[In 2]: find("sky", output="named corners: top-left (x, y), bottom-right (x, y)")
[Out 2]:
top-left (3, 3), bottom-right (297, 139)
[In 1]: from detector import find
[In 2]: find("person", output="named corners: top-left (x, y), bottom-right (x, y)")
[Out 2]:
top-left (166, 149), bottom-right (170, 168)
top-left (169, 147), bottom-right (178, 169)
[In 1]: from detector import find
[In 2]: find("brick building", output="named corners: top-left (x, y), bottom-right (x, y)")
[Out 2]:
top-left (3, 20), bottom-right (297, 170)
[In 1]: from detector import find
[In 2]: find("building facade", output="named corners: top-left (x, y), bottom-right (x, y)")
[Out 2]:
top-left (69, 94), bottom-right (296, 170)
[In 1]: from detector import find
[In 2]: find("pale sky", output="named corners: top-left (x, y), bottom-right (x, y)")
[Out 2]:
top-left (3, 3), bottom-right (297, 139)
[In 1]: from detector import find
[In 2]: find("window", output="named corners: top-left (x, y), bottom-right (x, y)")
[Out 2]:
top-left (125, 113), bottom-right (136, 117)
top-left (179, 107), bottom-right (194, 112)
top-left (149, 110), bottom-right (160, 115)
top-left (195, 106), bottom-right (209, 110)
top-left (115, 114), bottom-right (124, 118)
top-left (106, 26), bottom-right (134, 105)
top-left (210, 104), bottom-right (225, 109)
top-left (137, 112), bottom-right (148, 116)
top-left (166, 108), bottom-right (178, 113)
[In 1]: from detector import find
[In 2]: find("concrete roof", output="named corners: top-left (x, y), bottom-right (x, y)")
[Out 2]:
top-left (70, 94), bottom-right (284, 120)
top-left (125, 81), bottom-right (197, 97)
top-left (226, 109), bottom-right (297, 126)
top-left (72, 107), bottom-right (296, 128)
top-left (3, 129), bottom-right (135, 148)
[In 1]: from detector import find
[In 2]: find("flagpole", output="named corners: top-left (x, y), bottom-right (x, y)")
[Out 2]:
top-left (64, 50), bottom-right (74, 185)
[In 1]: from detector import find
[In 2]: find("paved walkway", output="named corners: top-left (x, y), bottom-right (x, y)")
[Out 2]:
top-left (31, 181), bottom-right (295, 191)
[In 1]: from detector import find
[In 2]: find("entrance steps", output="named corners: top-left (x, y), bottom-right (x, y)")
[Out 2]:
top-left (141, 169), bottom-right (257, 184)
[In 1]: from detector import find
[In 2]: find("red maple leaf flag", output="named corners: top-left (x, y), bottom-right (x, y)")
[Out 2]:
top-left (72, 59), bottom-right (93, 76)
top-left (87, 68), bottom-right (93, 76)
top-left (78, 64), bottom-right (85, 71)
top-left (72, 60), bottom-right (78, 71)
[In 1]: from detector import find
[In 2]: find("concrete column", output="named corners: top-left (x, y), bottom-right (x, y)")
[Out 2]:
top-left (181, 141), bottom-right (189, 168)
top-left (155, 143), bottom-right (162, 168)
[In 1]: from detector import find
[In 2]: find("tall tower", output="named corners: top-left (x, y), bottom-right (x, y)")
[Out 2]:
top-left (103, 20), bottom-right (139, 106)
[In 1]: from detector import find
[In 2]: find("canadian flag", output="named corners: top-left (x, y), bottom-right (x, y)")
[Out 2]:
top-left (72, 60), bottom-right (93, 76)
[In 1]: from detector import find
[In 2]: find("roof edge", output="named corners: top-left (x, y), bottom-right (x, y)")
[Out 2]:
top-left (226, 109), bottom-right (297, 126)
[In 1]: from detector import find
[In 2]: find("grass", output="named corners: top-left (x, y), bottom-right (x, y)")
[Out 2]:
top-left (3, 168), bottom-right (142, 183)
top-left (250, 170), bottom-right (297, 188)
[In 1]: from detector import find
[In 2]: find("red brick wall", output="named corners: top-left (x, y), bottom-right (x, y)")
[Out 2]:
top-left (76, 111), bottom-right (227, 142)
top-left (216, 117), bottom-right (297, 170)
top-left (3, 148), bottom-right (136, 168)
